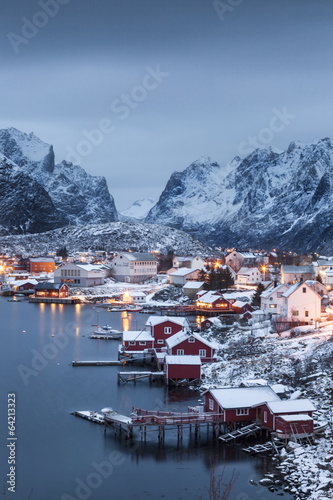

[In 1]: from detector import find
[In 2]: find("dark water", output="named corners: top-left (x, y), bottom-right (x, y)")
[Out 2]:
top-left (0, 299), bottom-right (293, 500)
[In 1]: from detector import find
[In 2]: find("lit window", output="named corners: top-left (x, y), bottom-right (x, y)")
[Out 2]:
top-left (292, 310), bottom-right (299, 316)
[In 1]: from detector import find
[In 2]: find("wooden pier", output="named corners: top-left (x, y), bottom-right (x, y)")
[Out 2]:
top-left (74, 406), bottom-right (226, 442)
top-left (29, 297), bottom-right (81, 304)
top-left (89, 334), bottom-right (122, 340)
top-left (219, 423), bottom-right (262, 442)
top-left (117, 371), bottom-right (164, 384)
top-left (72, 360), bottom-right (123, 366)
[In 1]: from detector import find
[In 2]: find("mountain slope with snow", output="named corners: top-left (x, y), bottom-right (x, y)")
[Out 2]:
top-left (119, 198), bottom-right (156, 221)
top-left (0, 128), bottom-right (118, 227)
top-left (0, 221), bottom-right (213, 256)
top-left (146, 141), bottom-right (333, 252)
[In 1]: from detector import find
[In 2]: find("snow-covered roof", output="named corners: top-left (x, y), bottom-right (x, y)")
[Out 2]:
top-left (261, 283), bottom-right (286, 299)
top-left (119, 252), bottom-right (157, 262)
top-left (145, 316), bottom-right (189, 328)
top-left (278, 414), bottom-right (313, 422)
top-left (197, 291), bottom-right (224, 304)
top-left (237, 267), bottom-right (261, 276)
top-left (169, 268), bottom-right (200, 277)
top-left (29, 257), bottom-right (54, 262)
top-left (232, 300), bottom-right (250, 309)
top-left (282, 281), bottom-right (321, 299)
top-left (239, 252), bottom-right (257, 259)
top-left (206, 386), bottom-right (280, 409)
top-left (129, 291), bottom-right (146, 297)
top-left (123, 330), bottom-right (154, 342)
top-left (13, 279), bottom-right (38, 286)
top-left (266, 399), bottom-right (316, 414)
top-left (183, 281), bottom-right (205, 289)
top-left (271, 384), bottom-right (289, 394)
top-left (165, 355), bottom-right (201, 365)
top-left (281, 265), bottom-right (315, 274)
top-left (166, 331), bottom-right (218, 350)
top-left (75, 264), bottom-right (105, 272)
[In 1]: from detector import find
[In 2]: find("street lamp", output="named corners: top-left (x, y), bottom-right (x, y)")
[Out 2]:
top-left (262, 266), bottom-right (266, 281)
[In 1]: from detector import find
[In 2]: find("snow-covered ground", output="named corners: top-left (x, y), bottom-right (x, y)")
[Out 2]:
top-left (199, 321), bottom-right (333, 499)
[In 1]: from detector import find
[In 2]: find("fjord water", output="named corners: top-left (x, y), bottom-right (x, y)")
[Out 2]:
top-left (0, 299), bottom-right (293, 500)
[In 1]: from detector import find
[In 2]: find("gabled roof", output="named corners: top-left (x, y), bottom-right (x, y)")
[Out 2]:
top-left (165, 355), bottom-right (201, 365)
top-left (119, 252), bottom-right (157, 262)
top-left (34, 282), bottom-right (67, 290)
top-left (123, 330), bottom-right (154, 342)
top-left (197, 291), bottom-right (225, 304)
top-left (261, 283), bottom-right (287, 299)
top-left (237, 267), bottom-right (261, 276)
top-left (169, 268), bottom-right (200, 277)
top-left (282, 281), bottom-right (322, 299)
top-left (145, 316), bottom-right (189, 328)
top-left (281, 265), bottom-right (315, 274)
top-left (266, 399), bottom-right (316, 414)
top-left (183, 281), bottom-right (205, 289)
top-left (205, 386), bottom-right (280, 409)
top-left (166, 331), bottom-right (218, 350)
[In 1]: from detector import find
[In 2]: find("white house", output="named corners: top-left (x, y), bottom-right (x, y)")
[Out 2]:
top-left (54, 263), bottom-right (105, 287)
top-left (280, 281), bottom-right (322, 323)
top-left (168, 268), bottom-right (201, 287)
top-left (281, 265), bottom-right (316, 284)
top-left (236, 267), bottom-right (262, 285)
top-left (225, 251), bottom-right (258, 273)
top-left (111, 252), bottom-right (158, 283)
top-left (173, 255), bottom-right (205, 270)
top-left (261, 283), bottom-right (289, 315)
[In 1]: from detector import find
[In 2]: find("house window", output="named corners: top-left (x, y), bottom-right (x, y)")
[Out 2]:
top-left (292, 310), bottom-right (299, 316)
top-left (303, 287), bottom-right (306, 293)
top-left (177, 349), bottom-right (184, 355)
top-left (209, 399), bottom-right (214, 411)
top-left (129, 341), bottom-right (136, 345)
top-left (264, 411), bottom-right (268, 423)
top-left (157, 339), bottom-right (164, 344)
top-left (199, 349), bottom-right (206, 357)
top-left (269, 304), bottom-right (276, 308)
top-left (164, 327), bottom-right (172, 334)
top-left (188, 337), bottom-right (195, 343)
top-left (305, 311), bottom-right (309, 317)
top-left (139, 341), bottom-right (146, 345)
top-left (236, 408), bottom-right (249, 416)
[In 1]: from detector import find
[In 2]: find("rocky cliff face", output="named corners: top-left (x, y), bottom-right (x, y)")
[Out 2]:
top-left (146, 140), bottom-right (333, 253)
top-left (0, 153), bottom-right (67, 235)
top-left (0, 128), bottom-right (118, 228)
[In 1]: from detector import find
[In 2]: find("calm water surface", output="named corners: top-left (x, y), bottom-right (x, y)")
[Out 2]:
top-left (0, 299), bottom-right (294, 500)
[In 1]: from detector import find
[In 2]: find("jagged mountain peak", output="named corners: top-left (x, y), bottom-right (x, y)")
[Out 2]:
top-left (146, 139), bottom-right (333, 252)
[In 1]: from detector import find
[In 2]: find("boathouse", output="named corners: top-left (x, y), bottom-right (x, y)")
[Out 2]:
top-left (34, 282), bottom-right (69, 298)
top-left (204, 386), bottom-right (280, 423)
top-left (122, 330), bottom-right (154, 352)
top-left (164, 355), bottom-right (201, 382)
top-left (260, 398), bottom-right (316, 435)
top-left (145, 316), bottom-right (189, 348)
top-left (165, 331), bottom-right (218, 363)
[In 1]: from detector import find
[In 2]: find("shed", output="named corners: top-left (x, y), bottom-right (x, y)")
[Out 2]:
top-left (164, 355), bottom-right (201, 381)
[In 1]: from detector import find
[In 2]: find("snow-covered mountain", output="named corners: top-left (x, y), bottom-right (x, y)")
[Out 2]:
top-left (0, 221), bottom-right (212, 256)
top-left (0, 128), bottom-right (118, 229)
top-left (146, 141), bottom-right (333, 253)
top-left (0, 153), bottom-right (67, 235)
top-left (119, 198), bottom-right (156, 221)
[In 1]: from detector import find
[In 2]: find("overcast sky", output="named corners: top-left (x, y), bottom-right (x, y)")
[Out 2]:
top-left (1, 0), bottom-right (333, 210)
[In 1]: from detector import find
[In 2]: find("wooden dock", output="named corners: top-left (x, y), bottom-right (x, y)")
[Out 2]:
top-left (72, 360), bottom-right (123, 366)
top-left (219, 423), bottom-right (262, 442)
top-left (29, 297), bottom-right (81, 304)
top-left (117, 371), bottom-right (164, 384)
top-left (243, 439), bottom-right (284, 455)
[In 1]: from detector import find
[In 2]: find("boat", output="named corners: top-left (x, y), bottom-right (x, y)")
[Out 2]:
top-left (107, 306), bottom-right (127, 312)
top-left (125, 305), bottom-right (143, 312)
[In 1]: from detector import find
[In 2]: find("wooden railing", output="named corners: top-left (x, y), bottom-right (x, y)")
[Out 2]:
top-left (131, 407), bottom-right (223, 425)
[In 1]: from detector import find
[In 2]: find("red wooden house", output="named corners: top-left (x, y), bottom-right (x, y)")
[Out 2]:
top-left (122, 330), bottom-right (154, 352)
top-left (166, 331), bottom-right (218, 363)
top-left (204, 386), bottom-right (280, 423)
top-left (231, 301), bottom-right (253, 315)
top-left (13, 279), bottom-right (38, 293)
top-left (34, 282), bottom-right (69, 298)
top-left (260, 399), bottom-right (316, 437)
top-left (164, 355), bottom-right (201, 382)
top-left (196, 291), bottom-right (233, 312)
top-left (200, 317), bottom-right (223, 331)
top-left (145, 316), bottom-right (189, 349)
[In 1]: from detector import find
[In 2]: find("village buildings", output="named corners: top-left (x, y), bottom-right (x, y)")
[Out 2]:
top-left (280, 265), bottom-right (316, 284)
top-left (27, 257), bottom-right (55, 274)
top-left (54, 263), bottom-right (105, 287)
top-left (111, 252), bottom-right (158, 283)
top-left (168, 268), bottom-right (202, 287)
